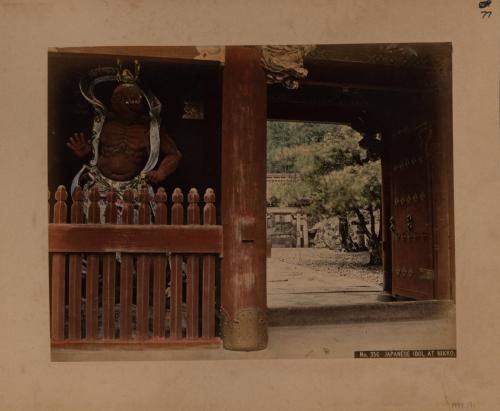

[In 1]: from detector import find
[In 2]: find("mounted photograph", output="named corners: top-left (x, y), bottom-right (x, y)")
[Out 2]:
top-left (47, 43), bottom-right (455, 360)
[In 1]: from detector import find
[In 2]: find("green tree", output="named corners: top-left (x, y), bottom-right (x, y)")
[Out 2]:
top-left (321, 162), bottom-right (382, 264)
top-left (267, 121), bottom-right (382, 265)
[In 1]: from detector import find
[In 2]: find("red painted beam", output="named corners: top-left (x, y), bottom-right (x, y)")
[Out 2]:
top-left (51, 337), bottom-right (222, 350)
top-left (49, 224), bottom-right (223, 253)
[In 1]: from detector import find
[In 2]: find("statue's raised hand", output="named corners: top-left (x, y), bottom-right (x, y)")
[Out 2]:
top-left (67, 133), bottom-right (91, 158)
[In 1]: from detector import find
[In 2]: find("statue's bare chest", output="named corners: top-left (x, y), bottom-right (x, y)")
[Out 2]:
top-left (100, 120), bottom-right (149, 151)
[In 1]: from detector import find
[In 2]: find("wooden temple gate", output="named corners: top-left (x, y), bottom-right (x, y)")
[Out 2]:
top-left (48, 44), bottom-right (454, 352)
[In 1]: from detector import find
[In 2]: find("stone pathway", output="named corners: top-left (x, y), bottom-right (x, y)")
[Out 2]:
top-left (267, 248), bottom-right (386, 308)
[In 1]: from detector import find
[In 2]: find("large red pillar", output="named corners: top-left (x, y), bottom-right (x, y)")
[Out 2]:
top-left (220, 46), bottom-right (268, 351)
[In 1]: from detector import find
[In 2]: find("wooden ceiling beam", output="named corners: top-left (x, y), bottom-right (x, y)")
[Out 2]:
top-left (303, 59), bottom-right (434, 90)
top-left (300, 79), bottom-right (435, 94)
top-left (49, 46), bottom-right (225, 63)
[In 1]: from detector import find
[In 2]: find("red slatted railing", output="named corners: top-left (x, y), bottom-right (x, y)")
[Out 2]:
top-left (49, 185), bottom-right (221, 348)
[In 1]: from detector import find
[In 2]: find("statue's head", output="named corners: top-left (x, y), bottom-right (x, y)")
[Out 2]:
top-left (110, 83), bottom-right (144, 119)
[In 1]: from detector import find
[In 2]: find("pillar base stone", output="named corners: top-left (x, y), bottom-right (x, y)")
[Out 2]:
top-left (221, 307), bottom-right (268, 351)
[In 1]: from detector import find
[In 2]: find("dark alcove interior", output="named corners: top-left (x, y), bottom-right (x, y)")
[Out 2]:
top-left (48, 51), bottom-right (223, 220)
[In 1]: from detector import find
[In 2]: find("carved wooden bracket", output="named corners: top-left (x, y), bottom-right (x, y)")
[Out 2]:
top-left (260, 45), bottom-right (316, 89)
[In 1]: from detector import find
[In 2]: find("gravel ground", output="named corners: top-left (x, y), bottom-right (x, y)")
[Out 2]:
top-left (270, 247), bottom-right (384, 287)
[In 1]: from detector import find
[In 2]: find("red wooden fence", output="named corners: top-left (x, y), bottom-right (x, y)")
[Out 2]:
top-left (49, 185), bottom-right (221, 348)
